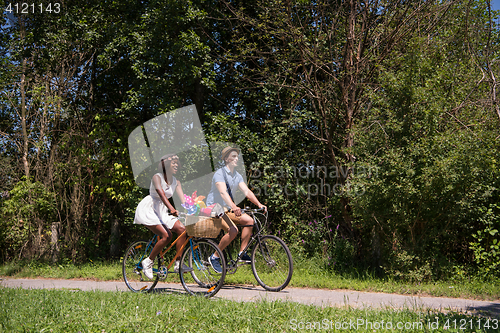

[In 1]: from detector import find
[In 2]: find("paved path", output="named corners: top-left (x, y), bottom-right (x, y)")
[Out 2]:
top-left (1, 278), bottom-right (499, 317)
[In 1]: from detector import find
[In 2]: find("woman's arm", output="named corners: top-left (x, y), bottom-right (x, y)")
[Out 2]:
top-left (153, 174), bottom-right (178, 216)
top-left (175, 180), bottom-right (185, 205)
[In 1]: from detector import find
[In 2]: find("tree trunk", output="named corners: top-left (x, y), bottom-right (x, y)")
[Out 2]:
top-left (51, 222), bottom-right (61, 263)
top-left (109, 217), bottom-right (120, 258)
top-left (69, 161), bottom-right (83, 261)
top-left (193, 79), bottom-right (205, 123)
top-left (19, 16), bottom-right (30, 180)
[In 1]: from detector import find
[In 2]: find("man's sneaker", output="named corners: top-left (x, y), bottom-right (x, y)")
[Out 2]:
top-left (141, 257), bottom-right (154, 280)
top-left (239, 252), bottom-right (252, 263)
top-left (174, 260), bottom-right (194, 273)
top-left (208, 254), bottom-right (223, 273)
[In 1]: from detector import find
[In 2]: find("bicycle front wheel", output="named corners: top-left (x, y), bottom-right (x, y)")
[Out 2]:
top-left (251, 235), bottom-right (293, 291)
top-left (179, 239), bottom-right (226, 297)
top-left (123, 240), bottom-right (159, 293)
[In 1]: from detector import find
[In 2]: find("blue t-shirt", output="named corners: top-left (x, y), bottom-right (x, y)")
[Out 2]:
top-left (206, 166), bottom-right (244, 208)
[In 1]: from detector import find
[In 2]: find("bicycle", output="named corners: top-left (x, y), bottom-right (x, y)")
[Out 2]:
top-left (221, 207), bottom-right (293, 292)
top-left (122, 213), bottom-right (226, 297)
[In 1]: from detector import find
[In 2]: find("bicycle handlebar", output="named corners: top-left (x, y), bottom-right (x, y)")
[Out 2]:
top-left (177, 207), bottom-right (267, 219)
top-left (240, 207), bottom-right (266, 213)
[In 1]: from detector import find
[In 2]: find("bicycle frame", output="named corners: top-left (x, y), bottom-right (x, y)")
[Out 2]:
top-left (139, 230), bottom-right (193, 274)
top-left (124, 214), bottom-right (227, 297)
top-left (139, 212), bottom-right (200, 272)
top-left (224, 209), bottom-right (268, 269)
top-left (219, 207), bottom-right (293, 292)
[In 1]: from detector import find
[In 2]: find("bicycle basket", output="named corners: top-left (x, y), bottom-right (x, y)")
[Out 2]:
top-left (184, 216), bottom-right (222, 238)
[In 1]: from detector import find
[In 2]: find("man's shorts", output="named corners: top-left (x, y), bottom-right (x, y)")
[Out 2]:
top-left (220, 211), bottom-right (252, 232)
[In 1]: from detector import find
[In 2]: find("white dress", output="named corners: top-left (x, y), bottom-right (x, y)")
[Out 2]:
top-left (134, 173), bottom-right (178, 229)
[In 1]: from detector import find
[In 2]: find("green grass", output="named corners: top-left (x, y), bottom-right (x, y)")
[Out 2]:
top-left (0, 259), bottom-right (123, 281)
top-left (287, 256), bottom-right (500, 301)
top-left (1, 287), bottom-right (498, 332)
top-left (1, 254), bottom-right (499, 301)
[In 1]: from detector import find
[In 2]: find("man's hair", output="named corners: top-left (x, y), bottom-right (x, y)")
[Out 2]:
top-left (221, 146), bottom-right (240, 163)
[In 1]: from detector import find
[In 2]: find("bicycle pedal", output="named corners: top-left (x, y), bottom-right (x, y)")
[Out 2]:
top-left (237, 259), bottom-right (251, 264)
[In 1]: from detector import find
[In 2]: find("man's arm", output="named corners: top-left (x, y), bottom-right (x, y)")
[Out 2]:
top-left (238, 182), bottom-right (267, 212)
top-left (215, 181), bottom-right (239, 212)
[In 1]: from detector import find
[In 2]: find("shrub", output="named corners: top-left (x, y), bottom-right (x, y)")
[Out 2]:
top-left (470, 204), bottom-right (500, 279)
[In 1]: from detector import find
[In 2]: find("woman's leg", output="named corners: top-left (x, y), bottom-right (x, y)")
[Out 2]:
top-left (145, 224), bottom-right (172, 260)
top-left (170, 220), bottom-right (187, 260)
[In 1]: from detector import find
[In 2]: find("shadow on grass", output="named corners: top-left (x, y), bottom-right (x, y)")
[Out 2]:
top-left (150, 286), bottom-right (186, 296)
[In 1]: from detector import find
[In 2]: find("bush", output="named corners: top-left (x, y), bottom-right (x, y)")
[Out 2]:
top-left (0, 180), bottom-right (57, 261)
top-left (470, 204), bottom-right (500, 279)
top-left (383, 249), bottom-right (433, 283)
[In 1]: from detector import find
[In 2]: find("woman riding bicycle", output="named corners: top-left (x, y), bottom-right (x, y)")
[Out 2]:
top-left (133, 153), bottom-right (191, 279)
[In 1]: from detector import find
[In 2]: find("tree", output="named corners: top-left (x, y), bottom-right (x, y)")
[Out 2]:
top-left (218, 0), bottom-right (450, 226)
top-left (0, 0), bottom-right (140, 260)
top-left (349, 0), bottom-right (500, 279)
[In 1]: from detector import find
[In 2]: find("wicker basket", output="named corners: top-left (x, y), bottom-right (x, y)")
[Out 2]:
top-left (185, 216), bottom-right (222, 238)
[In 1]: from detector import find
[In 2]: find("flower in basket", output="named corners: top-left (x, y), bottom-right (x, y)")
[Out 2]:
top-left (182, 191), bottom-right (208, 215)
top-left (183, 194), bottom-right (195, 207)
top-left (186, 205), bottom-right (198, 215)
top-left (200, 204), bottom-right (216, 217)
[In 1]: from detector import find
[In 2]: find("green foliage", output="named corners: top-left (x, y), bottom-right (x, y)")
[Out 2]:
top-left (286, 216), bottom-right (337, 257)
top-left (1, 179), bottom-right (56, 221)
top-left (349, 3), bottom-right (500, 280)
top-left (0, 156), bottom-right (15, 193)
top-left (470, 204), bottom-right (500, 278)
top-left (1, 0), bottom-right (499, 284)
top-left (383, 250), bottom-right (433, 283)
top-left (279, 214), bottom-right (356, 274)
top-left (0, 180), bottom-right (57, 259)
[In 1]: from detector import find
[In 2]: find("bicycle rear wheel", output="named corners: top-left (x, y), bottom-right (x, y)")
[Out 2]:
top-left (123, 240), bottom-right (159, 293)
top-left (179, 239), bottom-right (226, 297)
top-left (251, 235), bottom-right (293, 292)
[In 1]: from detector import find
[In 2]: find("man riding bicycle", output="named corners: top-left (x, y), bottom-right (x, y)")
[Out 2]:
top-left (205, 146), bottom-right (267, 273)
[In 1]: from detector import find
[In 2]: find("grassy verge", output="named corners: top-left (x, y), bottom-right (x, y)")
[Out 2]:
top-left (1, 255), bottom-right (499, 301)
top-left (1, 287), bottom-right (498, 333)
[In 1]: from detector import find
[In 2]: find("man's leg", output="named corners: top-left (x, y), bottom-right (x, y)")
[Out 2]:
top-left (208, 214), bottom-right (236, 273)
top-left (238, 214), bottom-right (254, 252)
top-left (215, 214), bottom-right (237, 254)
